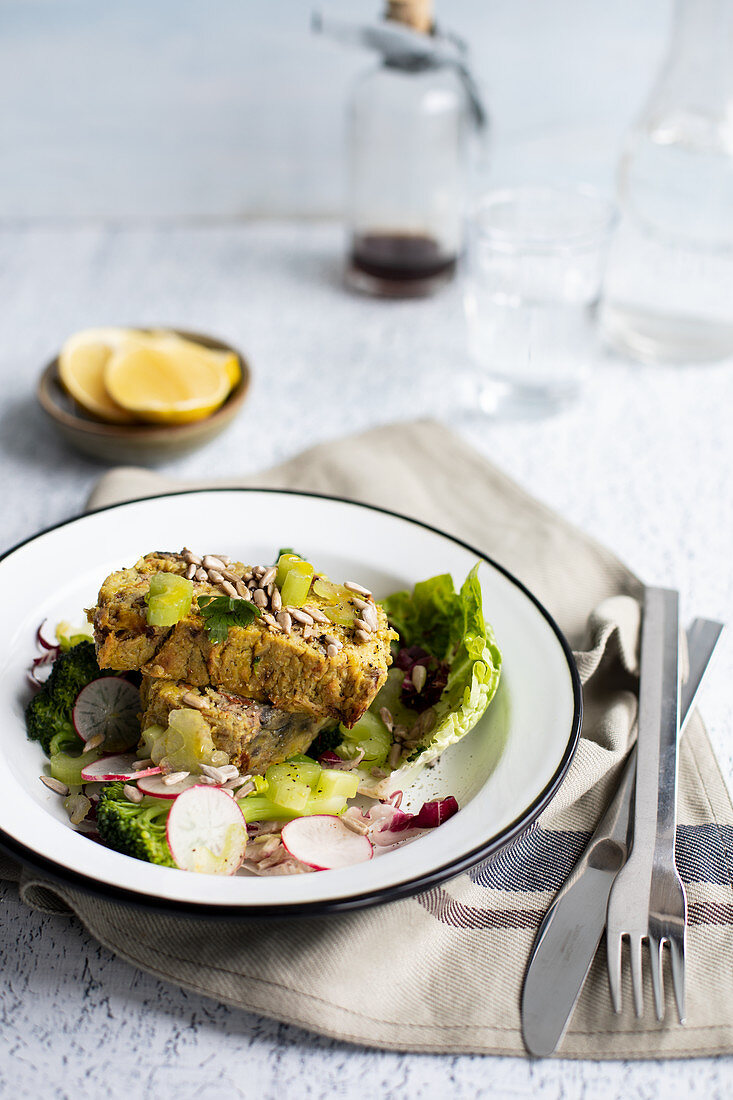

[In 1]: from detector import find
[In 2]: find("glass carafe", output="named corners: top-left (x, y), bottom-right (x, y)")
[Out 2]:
top-left (600, 0), bottom-right (733, 362)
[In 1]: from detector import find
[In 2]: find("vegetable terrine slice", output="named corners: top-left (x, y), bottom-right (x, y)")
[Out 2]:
top-left (90, 551), bottom-right (395, 727)
top-left (140, 677), bottom-right (331, 775)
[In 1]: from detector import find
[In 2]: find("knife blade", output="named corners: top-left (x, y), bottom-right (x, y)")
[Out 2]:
top-left (521, 617), bottom-right (723, 1057)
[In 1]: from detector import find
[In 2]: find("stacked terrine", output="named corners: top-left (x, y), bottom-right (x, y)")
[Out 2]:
top-left (89, 550), bottom-right (395, 773)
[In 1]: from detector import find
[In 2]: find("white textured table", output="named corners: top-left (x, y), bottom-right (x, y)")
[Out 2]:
top-left (1, 221), bottom-right (731, 1099)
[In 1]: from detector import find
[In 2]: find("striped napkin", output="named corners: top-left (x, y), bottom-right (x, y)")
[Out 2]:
top-left (2, 420), bottom-right (732, 1057)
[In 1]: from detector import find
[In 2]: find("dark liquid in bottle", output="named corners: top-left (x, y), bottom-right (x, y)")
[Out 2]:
top-left (348, 232), bottom-right (457, 297)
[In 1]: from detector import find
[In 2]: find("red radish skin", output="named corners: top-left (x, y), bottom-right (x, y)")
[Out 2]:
top-left (73, 677), bottom-right (140, 752)
top-left (136, 774), bottom-right (202, 799)
top-left (281, 815), bottom-right (374, 871)
top-left (166, 786), bottom-right (248, 874)
top-left (80, 754), bottom-right (161, 782)
top-left (36, 620), bottom-right (59, 652)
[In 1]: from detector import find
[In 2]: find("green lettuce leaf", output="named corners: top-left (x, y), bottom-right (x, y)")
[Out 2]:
top-left (373, 563), bottom-right (501, 780)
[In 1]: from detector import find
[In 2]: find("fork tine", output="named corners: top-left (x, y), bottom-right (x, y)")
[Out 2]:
top-left (669, 936), bottom-right (686, 1024)
top-left (607, 931), bottom-right (624, 1013)
top-left (630, 936), bottom-right (644, 1017)
top-left (648, 935), bottom-right (665, 1021)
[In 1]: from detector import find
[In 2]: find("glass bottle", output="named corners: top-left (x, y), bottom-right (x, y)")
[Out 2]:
top-left (345, 0), bottom-right (469, 297)
top-left (599, 0), bottom-right (733, 362)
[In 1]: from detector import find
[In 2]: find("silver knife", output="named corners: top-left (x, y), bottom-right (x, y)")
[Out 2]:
top-left (521, 617), bottom-right (723, 1057)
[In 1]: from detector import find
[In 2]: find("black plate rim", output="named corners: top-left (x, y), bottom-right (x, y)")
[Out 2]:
top-left (0, 486), bottom-right (583, 918)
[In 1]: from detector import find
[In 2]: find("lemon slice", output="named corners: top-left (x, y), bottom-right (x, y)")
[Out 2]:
top-left (104, 346), bottom-right (232, 424)
top-left (58, 328), bottom-right (141, 423)
top-left (146, 332), bottom-right (242, 391)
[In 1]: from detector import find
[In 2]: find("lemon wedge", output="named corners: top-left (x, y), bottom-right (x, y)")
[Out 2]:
top-left (104, 345), bottom-right (233, 424)
top-left (58, 328), bottom-right (141, 423)
top-left (146, 332), bottom-right (242, 391)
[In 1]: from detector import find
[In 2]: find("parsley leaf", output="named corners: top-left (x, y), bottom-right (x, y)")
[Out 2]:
top-left (197, 595), bottom-right (262, 644)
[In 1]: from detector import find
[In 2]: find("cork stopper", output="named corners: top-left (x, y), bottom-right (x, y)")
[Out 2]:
top-left (385, 0), bottom-right (433, 34)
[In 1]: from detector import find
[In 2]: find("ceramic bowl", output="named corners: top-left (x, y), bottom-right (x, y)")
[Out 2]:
top-left (36, 329), bottom-right (250, 465)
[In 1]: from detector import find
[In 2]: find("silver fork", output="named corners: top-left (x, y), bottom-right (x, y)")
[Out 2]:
top-left (606, 586), bottom-right (686, 1022)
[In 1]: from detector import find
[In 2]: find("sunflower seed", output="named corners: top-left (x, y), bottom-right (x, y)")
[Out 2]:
top-left (207, 569), bottom-right (224, 584)
top-left (252, 588), bottom-right (268, 608)
top-left (326, 643), bottom-right (339, 659)
top-left (181, 691), bottom-right (208, 710)
top-left (379, 707), bottom-right (394, 732)
top-left (216, 555), bottom-right (232, 566)
top-left (260, 566), bottom-right (277, 587)
top-left (344, 581), bottom-right (372, 599)
top-left (270, 586), bottom-right (282, 613)
top-left (222, 774), bottom-right (250, 792)
top-left (198, 775), bottom-right (218, 785)
top-left (354, 629), bottom-right (370, 644)
top-left (362, 602), bottom-right (379, 628)
top-left (234, 579), bottom-right (251, 599)
top-left (253, 565), bottom-right (267, 578)
top-left (303, 605), bottom-right (329, 624)
top-left (163, 771), bottom-right (190, 786)
top-left (302, 625), bottom-right (315, 641)
top-left (370, 766), bottom-right (387, 778)
top-left (231, 780), bottom-right (255, 797)
top-left (220, 580), bottom-right (240, 599)
top-left (218, 764), bottom-right (240, 780)
top-left (356, 616), bottom-right (374, 634)
top-left (40, 775), bottom-right (68, 796)
top-left (195, 567), bottom-right (207, 583)
top-left (411, 664), bottom-right (427, 693)
top-left (203, 555), bottom-right (226, 572)
top-left (85, 731), bottom-right (106, 752)
top-left (392, 724), bottom-right (408, 743)
top-left (182, 548), bottom-right (202, 566)
top-left (277, 610), bottom-right (292, 634)
top-left (341, 814), bottom-right (370, 836)
top-left (417, 707), bottom-right (436, 737)
top-left (262, 612), bottom-right (279, 630)
top-left (200, 764), bottom-right (227, 783)
top-left (221, 568), bottom-right (241, 583)
top-left (185, 562), bottom-right (197, 581)
top-left (322, 634), bottom-right (342, 649)
top-left (123, 783), bottom-right (144, 804)
top-left (289, 608), bottom-right (314, 626)
top-left (132, 758), bottom-right (154, 770)
top-left (388, 743), bottom-right (402, 769)
top-left (243, 571), bottom-right (253, 582)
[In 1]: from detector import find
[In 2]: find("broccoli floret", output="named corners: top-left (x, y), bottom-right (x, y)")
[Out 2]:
top-left (25, 640), bottom-right (105, 755)
top-left (306, 723), bottom-right (343, 760)
top-left (96, 782), bottom-right (175, 868)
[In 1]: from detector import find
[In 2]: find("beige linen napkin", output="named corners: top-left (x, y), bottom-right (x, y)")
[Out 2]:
top-left (3, 421), bottom-right (732, 1057)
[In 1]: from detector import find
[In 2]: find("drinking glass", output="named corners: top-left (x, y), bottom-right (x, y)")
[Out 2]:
top-left (464, 186), bottom-right (616, 416)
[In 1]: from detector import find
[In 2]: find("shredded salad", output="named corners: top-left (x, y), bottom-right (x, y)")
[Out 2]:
top-left (26, 559), bottom-right (501, 876)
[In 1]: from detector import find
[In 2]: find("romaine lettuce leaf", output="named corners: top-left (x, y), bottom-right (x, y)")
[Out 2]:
top-left (355, 563), bottom-right (501, 794)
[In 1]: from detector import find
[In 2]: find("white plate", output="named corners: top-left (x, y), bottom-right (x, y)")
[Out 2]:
top-left (0, 490), bottom-right (581, 915)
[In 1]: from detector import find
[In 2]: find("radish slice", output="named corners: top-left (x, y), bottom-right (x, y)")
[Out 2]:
top-left (73, 677), bottom-right (140, 752)
top-left (137, 773), bottom-right (202, 799)
top-left (27, 661), bottom-right (54, 689)
top-left (281, 815), bottom-right (374, 871)
top-left (166, 786), bottom-right (247, 874)
top-left (36, 620), bottom-right (59, 652)
top-left (80, 753), bottom-right (161, 781)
